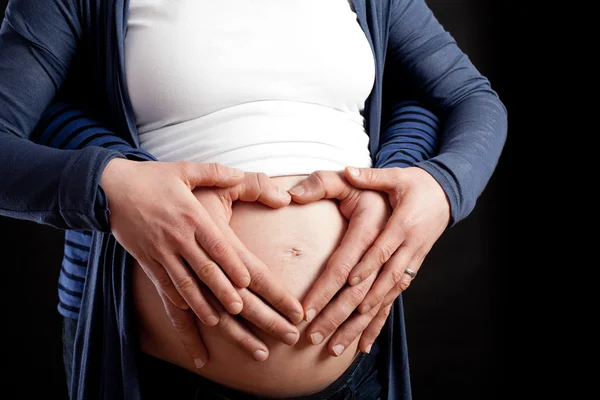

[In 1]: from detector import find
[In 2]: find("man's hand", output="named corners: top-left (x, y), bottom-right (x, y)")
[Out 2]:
top-left (287, 167), bottom-right (450, 355)
top-left (101, 160), bottom-right (304, 365)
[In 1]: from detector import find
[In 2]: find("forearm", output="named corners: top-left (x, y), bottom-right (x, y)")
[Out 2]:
top-left (374, 100), bottom-right (440, 168)
top-left (386, 0), bottom-right (508, 225)
top-left (415, 94), bottom-right (507, 225)
top-left (0, 132), bottom-right (124, 231)
top-left (0, 0), bottom-right (125, 231)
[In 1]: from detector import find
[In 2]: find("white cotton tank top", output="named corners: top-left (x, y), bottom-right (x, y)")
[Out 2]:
top-left (124, 0), bottom-right (375, 176)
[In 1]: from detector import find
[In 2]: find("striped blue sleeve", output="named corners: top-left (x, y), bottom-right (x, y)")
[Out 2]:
top-left (29, 100), bottom-right (158, 320)
top-left (374, 100), bottom-right (440, 168)
top-left (32, 101), bottom-right (157, 162)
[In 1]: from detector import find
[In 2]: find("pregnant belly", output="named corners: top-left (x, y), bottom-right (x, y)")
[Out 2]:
top-left (132, 175), bottom-right (359, 397)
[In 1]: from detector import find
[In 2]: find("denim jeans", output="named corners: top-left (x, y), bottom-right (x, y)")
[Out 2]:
top-left (138, 345), bottom-right (382, 400)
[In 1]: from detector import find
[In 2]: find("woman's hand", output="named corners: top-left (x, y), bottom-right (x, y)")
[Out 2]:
top-left (287, 166), bottom-right (450, 355)
top-left (100, 160), bottom-right (304, 365)
top-left (191, 179), bottom-right (307, 359)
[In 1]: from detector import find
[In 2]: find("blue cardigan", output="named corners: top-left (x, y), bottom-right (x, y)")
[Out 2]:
top-left (0, 0), bottom-right (507, 398)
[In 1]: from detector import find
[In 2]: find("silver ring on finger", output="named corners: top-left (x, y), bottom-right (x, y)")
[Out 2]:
top-left (403, 268), bottom-right (417, 279)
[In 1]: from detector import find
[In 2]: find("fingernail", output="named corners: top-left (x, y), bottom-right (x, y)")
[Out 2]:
top-left (349, 276), bottom-right (361, 286)
top-left (204, 315), bottom-right (219, 326)
top-left (291, 311), bottom-right (304, 325)
top-left (253, 349), bottom-right (268, 362)
top-left (365, 344), bottom-right (372, 354)
top-left (310, 332), bottom-right (324, 345)
top-left (283, 332), bottom-right (299, 346)
top-left (347, 167), bottom-right (360, 177)
top-left (333, 344), bottom-right (345, 356)
top-left (305, 309), bottom-right (316, 323)
top-left (288, 186), bottom-right (305, 196)
top-left (228, 302), bottom-right (243, 314)
top-left (232, 168), bottom-right (244, 178)
top-left (194, 358), bottom-right (205, 369)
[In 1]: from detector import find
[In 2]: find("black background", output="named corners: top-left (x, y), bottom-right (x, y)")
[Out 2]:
top-left (0, 0), bottom-right (532, 399)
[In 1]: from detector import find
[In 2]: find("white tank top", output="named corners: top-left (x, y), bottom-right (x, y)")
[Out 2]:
top-left (125, 0), bottom-right (375, 176)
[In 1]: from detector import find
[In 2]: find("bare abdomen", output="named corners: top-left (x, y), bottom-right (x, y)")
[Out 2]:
top-left (132, 175), bottom-right (359, 397)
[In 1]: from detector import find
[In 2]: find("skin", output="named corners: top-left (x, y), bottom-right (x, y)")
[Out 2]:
top-left (134, 175), bottom-right (365, 396)
top-left (101, 159), bottom-right (450, 367)
top-left (287, 166), bottom-right (451, 355)
top-left (100, 158), bottom-right (304, 366)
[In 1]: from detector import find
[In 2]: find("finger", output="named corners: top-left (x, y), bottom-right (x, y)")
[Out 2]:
top-left (192, 204), bottom-right (251, 288)
top-left (138, 257), bottom-right (189, 311)
top-left (181, 161), bottom-right (245, 189)
top-left (327, 301), bottom-right (381, 357)
top-left (178, 246), bottom-right (245, 315)
top-left (159, 253), bottom-right (221, 325)
top-left (211, 216), bottom-right (304, 324)
top-left (233, 172), bottom-right (291, 208)
top-left (237, 287), bottom-right (300, 346)
top-left (358, 285), bottom-right (403, 353)
top-left (302, 208), bottom-right (380, 322)
top-left (348, 214), bottom-right (405, 286)
top-left (306, 273), bottom-right (376, 346)
top-left (287, 170), bottom-right (354, 203)
top-left (358, 244), bottom-right (417, 314)
top-left (157, 290), bottom-right (208, 368)
top-left (344, 167), bottom-right (401, 192)
top-left (201, 285), bottom-right (270, 362)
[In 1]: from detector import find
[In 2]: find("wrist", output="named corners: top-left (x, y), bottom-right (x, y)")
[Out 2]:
top-left (99, 157), bottom-right (135, 199)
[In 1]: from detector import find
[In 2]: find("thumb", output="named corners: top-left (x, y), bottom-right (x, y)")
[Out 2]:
top-left (344, 167), bottom-right (400, 192)
top-left (181, 162), bottom-right (245, 189)
top-left (234, 173), bottom-right (291, 209)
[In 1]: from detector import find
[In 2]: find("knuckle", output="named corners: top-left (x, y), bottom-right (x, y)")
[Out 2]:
top-left (412, 231), bottom-right (428, 247)
top-left (178, 161), bottom-right (192, 177)
top-left (341, 325), bottom-right (361, 342)
top-left (312, 170), bottom-right (328, 189)
top-left (391, 269), bottom-right (404, 285)
top-left (266, 319), bottom-right (280, 335)
top-left (251, 173), bottom-right (270, 195)
top-left (180, 208), bottom-right (202, 229)
top-left (376, 244), bottom-right (395, 264)
top-left (173, 275), bottom-right (196, 293)
top-left (206, 238), bottom-right (230, 259)
top-left (359, 229), bottom-right (379, 247)
top-left (153, 274), bottom-right (174, 289)
top-left (196, 262), bottom-right (218, 280)
top-left (218, 313), bottom-right (233, 330)
top-left (164, 226), bottom-right (187, 245)
top-left (325, 314), bottom-right (343, 331)
top-left (348, 286), bottom-right (368, 306)
top-left (148, 240), bottom-right (164, 255)
top-left (368, 292), bottom-right (385, 307)
top-left (269, 293), bottom-right (285, 310)
top-left (398, 279), bottom-right (411, 292)
top-left (239, 293), bottom-right (256, 317)
top-left (380, 306), bottom-right (392, 319)
top-left (250, 271), bottom-right (267, 294)
top-left (315, 288), bottom-right (334, 309)
top-left (237, 334), bottom-right (252, 350)
top-left (209, 163), bottom-right (224, 180)
top-left (169, 314), bottom-right (191, 331)
top-left (332, 266), bottom-right (351, 287)
top-left (392, 167), bottom-right (403, 180)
